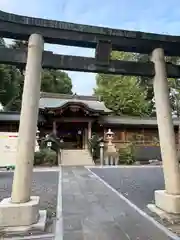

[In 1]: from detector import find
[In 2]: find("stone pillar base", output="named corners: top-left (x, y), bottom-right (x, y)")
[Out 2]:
top-left (0, 196), bottom-right (46, 228)
top-left (154, 190), bottom-right (180, 214)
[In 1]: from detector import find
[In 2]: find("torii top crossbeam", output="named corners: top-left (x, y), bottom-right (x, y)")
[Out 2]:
top-left (0, 10), bottom-right (180, 56)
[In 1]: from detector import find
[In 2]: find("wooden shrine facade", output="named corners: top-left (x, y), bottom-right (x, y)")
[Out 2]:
top-left (0, 93), bottom-right (179, 151)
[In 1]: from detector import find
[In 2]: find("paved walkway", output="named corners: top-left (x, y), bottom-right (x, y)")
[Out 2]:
top-left (58, 166), bottom-right (178, 240)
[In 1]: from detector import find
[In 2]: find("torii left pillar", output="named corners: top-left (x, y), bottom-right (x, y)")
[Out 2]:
top-left (0, 34), bottom-right (46, 229)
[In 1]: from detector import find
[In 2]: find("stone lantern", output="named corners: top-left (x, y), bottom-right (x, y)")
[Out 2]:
top-left (105, 129), bottom-right (116, 154)
top-left (105, 129), bottom-right (118, 165)
top-left (47, 141), bottom-right (52, 150)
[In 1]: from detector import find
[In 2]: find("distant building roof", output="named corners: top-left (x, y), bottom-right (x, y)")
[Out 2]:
top-left (0, 111), bottom-right (179, 127)
top-left (1, 93), bottom-right (179, 127)
top-left (39, 92), bottom-right (111, 113)
top-left (100, 116), bottom-right (180, 126)
top-left (0, 111), bottom-right (45, 122)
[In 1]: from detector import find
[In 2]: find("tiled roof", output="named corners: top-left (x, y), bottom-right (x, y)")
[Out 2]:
top-left (100, 116), bottom-right (180, 126)
top-left (39, 92), bottom-right (111, 113)
top-left (0, 111), bottom-right (179, 127)
top-left (0, 111), bottom-right (45, 122)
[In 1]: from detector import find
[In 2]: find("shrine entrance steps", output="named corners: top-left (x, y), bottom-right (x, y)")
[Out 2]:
top-left (61, 149), bottom-right (94, 166)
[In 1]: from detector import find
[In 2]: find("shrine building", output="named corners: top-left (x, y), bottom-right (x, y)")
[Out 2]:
top-left (0, 92), bottom-right (179, 152)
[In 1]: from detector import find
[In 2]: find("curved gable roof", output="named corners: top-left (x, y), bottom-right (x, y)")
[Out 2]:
top-left (39, 93), bottom-right (111, 113)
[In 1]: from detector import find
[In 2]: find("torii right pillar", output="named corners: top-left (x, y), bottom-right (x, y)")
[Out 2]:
top-left (151, 48), bottom-right (180, 214)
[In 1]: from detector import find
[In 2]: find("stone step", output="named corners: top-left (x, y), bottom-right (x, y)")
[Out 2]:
top-left (61, 149), bottom-right (94, 166)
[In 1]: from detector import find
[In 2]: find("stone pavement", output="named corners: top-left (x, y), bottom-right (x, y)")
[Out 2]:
top-left (61, 166), bottom-right (177, 240)
top-left (1, 171), bottom-right (58, 239)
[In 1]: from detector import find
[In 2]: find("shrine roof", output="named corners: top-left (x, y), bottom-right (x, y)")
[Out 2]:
top-left (0, 111), bottom-right (45, 122)
top-left (100, 115), bottom-right (180, 126)
top-left (39, 92), bottom-right (111, 113)
top-left (0, 110), bottom-right (179, 127)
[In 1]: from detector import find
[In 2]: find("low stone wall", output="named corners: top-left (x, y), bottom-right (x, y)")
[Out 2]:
top-left (112, 141), bottom-right (162, 163)
top-left (134, 146), bottom-right (161, 162)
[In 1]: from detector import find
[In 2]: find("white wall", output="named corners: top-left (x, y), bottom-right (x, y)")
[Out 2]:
top-left (0, 132), bottom-right (39, 167)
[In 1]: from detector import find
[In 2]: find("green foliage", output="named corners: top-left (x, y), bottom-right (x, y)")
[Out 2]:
top-left (118, 142), bottom-right (136, 165)
top-left (39, 133), bottom-right (61, 152)
top-left (168, 78), bottom-right (180, 117)
top-left (88, 134), bottom-right (101, 162)
top-left (0, 39), bottom-right (23, 109)
top-left (10, 40), bottom-right (28, 50)
top-left (95, 53), bottom-right (180, 117)
top-left (0, 65), bottom-right (23, 110)
top-left (34, 151), bottom-right (46, 165)
top-left (34, 149), bottom-right (57, 166)
top-left (118, 134), bottom-right (145, 165)
top-left (94, 51), bottom-right (151, 116)
top-left (136, 54), bottom-right (154, 114)
top-left (135, 55), bottom-right (180, 116)
top-left (44, 150), bottom-right (57, 165)
top-left (41, 69), bottom-right (72, 94)
top-left (0, 39), bottom-right (73, 110)
top-left (35, 133), bottom-right (60, 166)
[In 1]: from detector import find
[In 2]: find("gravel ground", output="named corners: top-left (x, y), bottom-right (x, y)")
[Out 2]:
top-left (0, 171), bottom-right (59, 238)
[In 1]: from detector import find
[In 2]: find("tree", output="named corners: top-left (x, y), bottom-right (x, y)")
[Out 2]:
top-left (165, 56), bottom-right (180, 116)
top-left (0, 65), bottom-right (23, 110)
top-left (41, 69), bottom-right (72, 94)
top-left (11, 40), bottom-right (72, 94)
top-left (167, 61), bottom-right (180, 157)
top-left (10, 40), bottom-right (28, 50)
top-left (135, 53), bottom-right (155, 115)
top-left (0, 39), bottom-right (23, 110)
top-left (94, 51), bottom-right (151, 116)
top-left (1, 40), bottom-right (73, 110)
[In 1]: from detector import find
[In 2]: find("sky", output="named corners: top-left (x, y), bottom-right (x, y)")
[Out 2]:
top-left (1, 0), bottom-right (180, 95)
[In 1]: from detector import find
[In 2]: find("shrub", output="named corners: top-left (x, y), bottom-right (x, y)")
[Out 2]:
top-left (88, 134), bottom-right (101, 163)
top-left (39, 133), bottom-right (61, 152)
top-left (34, 149), bottom-right (57, 166)
top-left (34, 151), bottom-right (46, 165)
top-left (118, 142), bottom-right (136, 165)
top-left (44, 150), bottom-right (57, 166)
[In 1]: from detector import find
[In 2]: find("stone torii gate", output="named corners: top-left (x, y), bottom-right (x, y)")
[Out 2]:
top-left (0, 10), bottom-right (180, 229)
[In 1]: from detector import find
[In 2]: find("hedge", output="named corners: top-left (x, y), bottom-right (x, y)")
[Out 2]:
top-left (34, 149), bottom-right (57, 166)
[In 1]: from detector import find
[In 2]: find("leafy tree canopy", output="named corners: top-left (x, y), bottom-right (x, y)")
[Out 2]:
top-left (0, 40), bottom-right (73, 111)
top-left (94, 51), bottom-right (151, 116)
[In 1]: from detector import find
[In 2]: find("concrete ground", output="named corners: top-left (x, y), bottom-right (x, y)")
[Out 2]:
top-left (59, 166), bottom-right (178, 240)
top-left (91, 166), bottom-right (164, 211)
top-left (1, 166), bottom-right (180, 239)
top-left (90, 166), bottom-right (180, 237)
